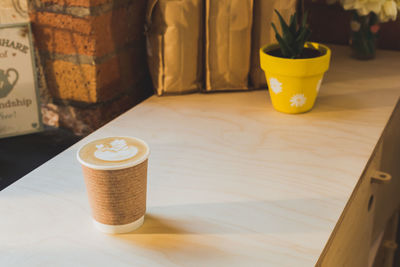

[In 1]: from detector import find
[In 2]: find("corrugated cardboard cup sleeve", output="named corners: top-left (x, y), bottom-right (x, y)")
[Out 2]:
top-left (82, 160), bottom-right (148, 225)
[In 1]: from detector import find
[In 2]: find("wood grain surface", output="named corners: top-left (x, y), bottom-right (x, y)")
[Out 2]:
top-left (1, 45), bottom-right (400, 266)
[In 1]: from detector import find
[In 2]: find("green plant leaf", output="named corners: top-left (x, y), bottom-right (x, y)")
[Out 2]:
top-left (296, 16), bottom-right (312, 56)
top-left (271, 22), bottom-right (279, 37)
top-left (289, 13), bottom-right (297, 33)
top-left (275, 33), bottom-right (295, 58)
top-left (275, 9), bottom-right (294, 45)
top-left (270, 9), bottom-right (312, 59)
top-left (295, 27), bottom-right (309, 44)
top-left (302, 10), bottom-right (309, 28)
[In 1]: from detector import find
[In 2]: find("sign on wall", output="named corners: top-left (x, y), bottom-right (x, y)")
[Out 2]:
top-left (0, 23), bottom-right (42, 138)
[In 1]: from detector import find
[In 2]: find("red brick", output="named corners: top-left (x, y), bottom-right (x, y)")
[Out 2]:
top-left (45, 59), bottom-right (100, 102)
top-left (43, 41), bottom-right (147, 103)
top-left (30, 0), bottom-right (146, 56)
top-left (33, 28), bottom-right (99, 56)
top-left (31, 0), bottom-right (152, 135)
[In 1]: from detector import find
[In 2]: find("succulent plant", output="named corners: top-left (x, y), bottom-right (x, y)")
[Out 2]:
top-left (271, 10), bottom-right (312, 59)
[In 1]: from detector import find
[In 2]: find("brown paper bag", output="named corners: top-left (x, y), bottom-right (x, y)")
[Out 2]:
top-left (146, 0), bottom-right (203, 96)
top-left (250, 0), bottom-right (296, 89)
top-left (205, 0), bottom-right (253, 92)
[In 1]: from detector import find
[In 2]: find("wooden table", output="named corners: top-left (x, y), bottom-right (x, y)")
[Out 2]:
top-left (1, 45), bottom-right (400, 266)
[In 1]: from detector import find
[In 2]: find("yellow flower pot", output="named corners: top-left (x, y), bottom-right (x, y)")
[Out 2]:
top-left (260, 42), bottom-right (331, 114)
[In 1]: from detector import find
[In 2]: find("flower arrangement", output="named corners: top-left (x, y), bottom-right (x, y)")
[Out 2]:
top-left (327, 0), bottom-right (400, 59)
top-left (327, 0), bottom-right (400, 22)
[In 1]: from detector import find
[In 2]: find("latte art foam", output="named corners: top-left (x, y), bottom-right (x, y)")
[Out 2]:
top-left (94, 139), bottom-right (138, 161)
top-left (77, 136), bottom-right (150, 170)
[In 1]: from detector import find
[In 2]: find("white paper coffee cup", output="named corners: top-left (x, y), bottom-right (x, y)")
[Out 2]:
top-left (77, 136), bottom-right (150, 234)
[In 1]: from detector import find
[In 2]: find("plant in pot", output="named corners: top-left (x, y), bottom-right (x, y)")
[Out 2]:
top-left (260, 10), bottom-right (331, 114)
top-left (327, 0), bottom-right (400, 60)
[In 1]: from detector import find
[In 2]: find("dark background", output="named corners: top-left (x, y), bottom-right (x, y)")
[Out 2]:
top-left (305, 0), bottom-right (400, 50)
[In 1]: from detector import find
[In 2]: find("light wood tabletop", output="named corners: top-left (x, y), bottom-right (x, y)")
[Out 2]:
top-left (1, 45), bottom-right (400, 266)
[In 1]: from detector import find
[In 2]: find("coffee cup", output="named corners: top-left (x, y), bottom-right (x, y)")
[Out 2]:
top-left (77, 136), bottom-right (150, 234)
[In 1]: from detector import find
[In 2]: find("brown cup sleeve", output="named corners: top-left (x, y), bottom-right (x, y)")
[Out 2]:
top-left (82, 159), bottom-right (148, 225)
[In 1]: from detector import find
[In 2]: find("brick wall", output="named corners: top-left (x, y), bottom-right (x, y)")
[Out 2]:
top-left (29, 0), bottom-right (152, 135)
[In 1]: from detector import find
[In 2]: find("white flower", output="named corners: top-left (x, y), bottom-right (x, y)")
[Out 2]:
top-left (343, 0), bottom-right (382, 15)
top-left (269, 78), bottom-right (283, 94)
top-left (350, 20), bottom-right (361, 31)
top-left (316, 79), bottom-right (323, 93)
top-left (339, 0), bottom-right (400, 22)
top-left (382, 1), bottom-right (398, 21)
top-left (290, 94), bottom-right (307, 107)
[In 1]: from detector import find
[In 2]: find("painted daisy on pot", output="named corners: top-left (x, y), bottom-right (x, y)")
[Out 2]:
top-left (269, 78), bottom-right (283, 94)
top-left (290, 94), bottom-right (307, 107)
top-left (328, 0), bottom-right (400, 59)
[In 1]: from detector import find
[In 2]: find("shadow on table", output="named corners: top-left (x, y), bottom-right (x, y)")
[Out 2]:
top-left (111, 198), bottom-right (333, 261)
top-left (117, 197), bottom-right (340, 238)
top-left (112, 198), bottom-right (340, 260)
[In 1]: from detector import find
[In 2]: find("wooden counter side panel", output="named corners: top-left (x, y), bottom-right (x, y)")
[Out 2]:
top-left (316, 162), bottom-right (376, 267)
top-left (372, 100), bottom-right (400, 241)
top-left (317, 99), bottom-right (400, 267)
